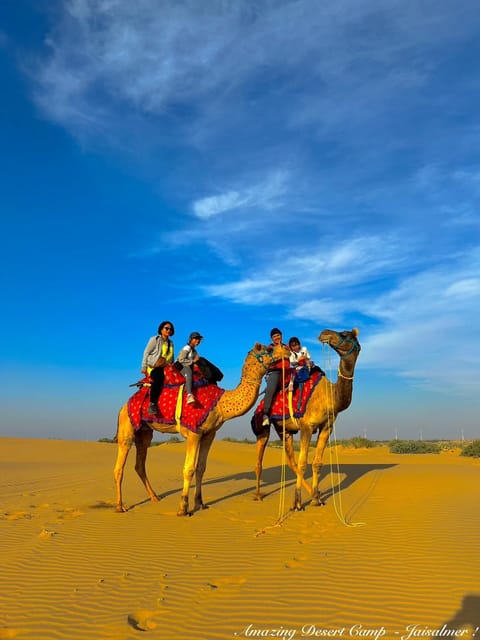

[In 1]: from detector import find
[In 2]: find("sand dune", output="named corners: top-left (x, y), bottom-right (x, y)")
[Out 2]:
top-left (0, 437), bottom-right (479, 640)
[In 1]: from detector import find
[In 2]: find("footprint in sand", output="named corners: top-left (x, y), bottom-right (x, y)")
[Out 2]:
top-left (284, 554), bottom-right (309, 568)
top-left (55, 507), bottom-right (84, 520)
top-left (39, 528), bottom-right (57, 539)
top-left (1, 511), bottom-right (33, 521)
top-left (206, 576), bottom-right (247, 589)
top-left (127, 610), bottom-right (161, 631)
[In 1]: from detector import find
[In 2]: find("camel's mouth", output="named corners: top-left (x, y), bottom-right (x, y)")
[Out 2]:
top-left (318, 331), bottom-right (335, 345)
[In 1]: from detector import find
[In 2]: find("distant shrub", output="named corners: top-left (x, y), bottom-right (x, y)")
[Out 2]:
top-left (388, 440), bottom-right (440, 454)
top-left (461, 440), bottom-right (480, 458)
top-left (149, 436), bottom-right (183, 447)
top-left (222, 437), bottom-right (255, 444)
top-left (339, 436), bottom-right (375, 449)
top-left (98, 437), bottom-right (115, 443)
top-left (268, 439), bottom-right (304, 451)
top-left (438, 441), bottom-right (458, 452)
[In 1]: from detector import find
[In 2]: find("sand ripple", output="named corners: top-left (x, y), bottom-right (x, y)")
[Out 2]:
top-left (0, 438), bottom-right (479, 639)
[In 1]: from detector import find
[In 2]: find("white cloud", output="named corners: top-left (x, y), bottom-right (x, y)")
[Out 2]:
top-left (30, 0), bottom-right (480, 146)
top-left (445, 278), bottom-right (480, 298)
top-left (193, 191), bottom-right (246, 219)
top-left (203, 240), bottom-right (480, 394)
top-left (357, 250), bottom-right (480, 392)
top-left (204, 234), bottom-right (409, 305)
top-left (191, 169), bottom-right (289, 219)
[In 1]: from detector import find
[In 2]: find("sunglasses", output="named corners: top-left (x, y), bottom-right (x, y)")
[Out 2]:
top-left (164, 326), bottom-right (173, 331)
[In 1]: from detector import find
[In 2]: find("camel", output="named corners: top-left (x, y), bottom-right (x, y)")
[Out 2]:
top-left (254, 328), bottom-right (361, 511)
top-left (114, 343), bottom-right (274, 516)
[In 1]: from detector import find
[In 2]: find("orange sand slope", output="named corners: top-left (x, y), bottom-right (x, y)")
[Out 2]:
top-left (0, 437), bottom-right (479, 640)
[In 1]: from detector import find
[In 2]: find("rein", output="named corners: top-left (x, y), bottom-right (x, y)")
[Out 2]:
top-left (322, 344), bottom-right (364, 528)
top-left (324, 334), bottom-right (360, 358)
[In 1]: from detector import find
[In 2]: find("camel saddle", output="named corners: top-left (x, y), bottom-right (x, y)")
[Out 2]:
top-left (252, 369), bottom-right (323, 434)
top-left (127, 363), bottom-right (224, 433)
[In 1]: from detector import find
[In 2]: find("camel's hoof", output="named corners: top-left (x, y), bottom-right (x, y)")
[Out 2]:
top-left (312, 500), bottom-right (326, 507)
top-left (115, 505), bottom-right (128, 513)
top-left (150, 495), bottom-right (160, 503)
top-left (253, 494), bottom-right (264, 502)
top-left (292, 504), bottom-right (305, 512)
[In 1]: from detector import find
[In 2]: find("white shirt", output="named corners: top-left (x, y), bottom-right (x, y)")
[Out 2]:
top-left (290, 346), bottom-right (311, 368)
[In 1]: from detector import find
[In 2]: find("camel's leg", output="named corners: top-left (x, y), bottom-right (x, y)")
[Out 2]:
top-left (254, 427), bottom-right (270, 500)
top-left (113, 405), bottom-right (135, 513)
top-left (293, 429), bottom-right (313, 511)
top-left (134, 427), bottom-right (160, 504)
top-left (273, 425), bottom-right (312, 496)
top-left (311, 425), bottom-right (332, 506)
top-left (177, 431), bottom-right (201, 516)
top-left (193, 430), bottom-right (216, 511)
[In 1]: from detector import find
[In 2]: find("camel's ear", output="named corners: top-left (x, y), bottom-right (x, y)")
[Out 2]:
top-left (254, 342), bottom-right (262, 351)
top-left (352, 327), bottom-right (359, 337)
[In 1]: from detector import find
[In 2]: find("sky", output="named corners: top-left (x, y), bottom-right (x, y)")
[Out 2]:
top-left (1, 0), bottom-right (479, 443)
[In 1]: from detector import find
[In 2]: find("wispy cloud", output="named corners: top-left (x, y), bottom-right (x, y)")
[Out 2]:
top-left (358, 248), bottom-right (480, 392)
top-left (192, 170), bottom-right (289, 219)
top-left (204, 234), bottom-right (410, 304)
top-left (30, 0), bottom-right (480, 148)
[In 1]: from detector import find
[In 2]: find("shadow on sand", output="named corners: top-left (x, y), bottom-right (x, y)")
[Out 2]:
top-left (441, 594), bottom-right (480, 637)
top-left (203, 461), bottom-right (397, 511)
top-left (117, 460), bottom-right (396, 514)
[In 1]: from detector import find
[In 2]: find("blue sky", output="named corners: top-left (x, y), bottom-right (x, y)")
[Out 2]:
top-left (1, 0), bottom-right (479, 442)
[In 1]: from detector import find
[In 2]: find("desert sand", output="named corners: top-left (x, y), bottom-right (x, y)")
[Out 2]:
top-left (0, 436), bottom-right (479, 640)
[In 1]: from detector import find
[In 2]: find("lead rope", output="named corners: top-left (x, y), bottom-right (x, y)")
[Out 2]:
top-left (276, 354), bottom-right (289, 525)
top-left (323, 344), bottom-right (365, 528)
top-left (255, 352), bottom-right (291, 537)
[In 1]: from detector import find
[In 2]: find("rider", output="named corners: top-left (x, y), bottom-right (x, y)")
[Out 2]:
top-left (142, 321), bottom-right (175, 416)
top-left (262, 328), bottom-right (291, 427)
top-left (288, 336), bottom-right (313, 391)
top-left (175, 331), bottom-right (203, 405)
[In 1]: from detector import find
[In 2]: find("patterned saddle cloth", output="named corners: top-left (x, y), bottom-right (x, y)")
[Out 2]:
top-left (127, 364), bottom-right (224, 433)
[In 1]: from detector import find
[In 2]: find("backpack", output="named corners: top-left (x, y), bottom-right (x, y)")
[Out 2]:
top-left (196, 357), bottom-right (224, 384)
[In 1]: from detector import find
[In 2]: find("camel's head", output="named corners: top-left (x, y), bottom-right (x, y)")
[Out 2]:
top-left (318, 328), bottom-right (361, 359)
top-left (249, 342), bottom-right (275, 371)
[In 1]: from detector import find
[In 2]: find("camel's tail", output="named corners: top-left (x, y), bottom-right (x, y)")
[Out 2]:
top-left (113, 409), bottom-right (120, 443)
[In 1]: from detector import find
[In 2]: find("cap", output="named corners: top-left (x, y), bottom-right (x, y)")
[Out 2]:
top-left (270, 327), bottom-right (282, 338)
top-left (189, 331), bottom-right (203, 340)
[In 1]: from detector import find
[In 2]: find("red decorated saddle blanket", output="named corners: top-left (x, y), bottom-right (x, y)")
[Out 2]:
top-left (254, 370), bottom-right (323, 422)
top-left (127, 365), bottom-right (224, 433)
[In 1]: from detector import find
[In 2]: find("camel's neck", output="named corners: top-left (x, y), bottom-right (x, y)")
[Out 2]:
top-left (334, 357), bottom-right (356, 412)
top-left (218, 362), bottom-right (265, 421)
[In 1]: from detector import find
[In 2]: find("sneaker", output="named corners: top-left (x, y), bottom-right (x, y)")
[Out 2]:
top-left (262, 414), bottom-right (270, 427)
top-left (187, 394), bottom-right (195, 405)
top-left (148, 403), bottom-right (159, 415)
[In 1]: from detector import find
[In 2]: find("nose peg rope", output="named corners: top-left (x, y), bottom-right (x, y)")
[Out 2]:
top-left (276, 354), bottom-right (288, 524)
